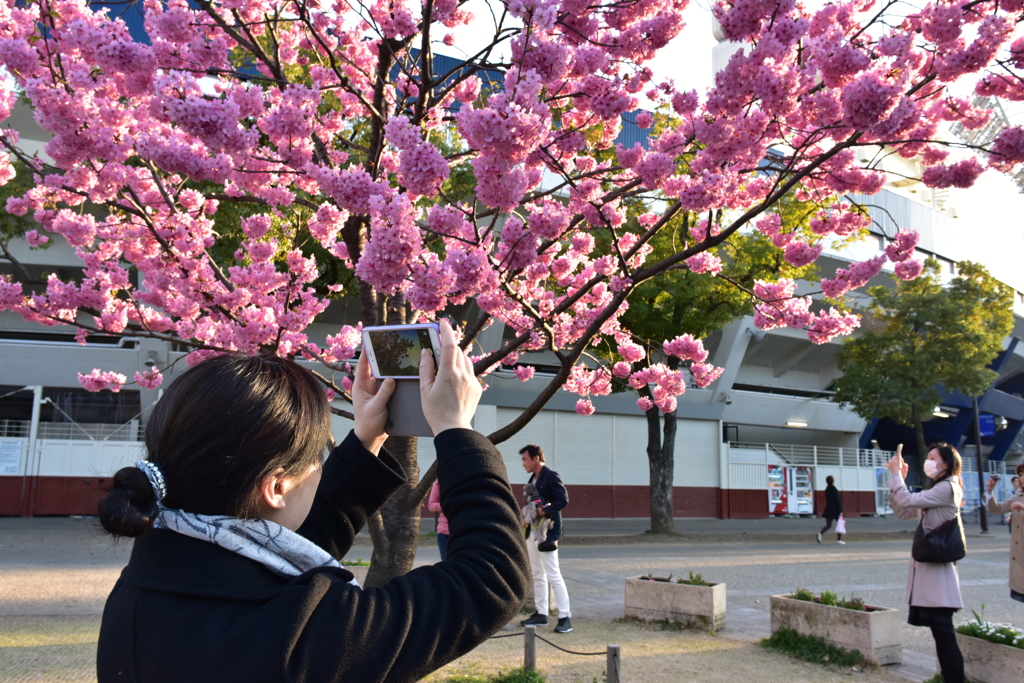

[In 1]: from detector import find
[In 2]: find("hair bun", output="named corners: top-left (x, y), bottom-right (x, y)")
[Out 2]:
top-left (97, 466), bottom-right (160, 537)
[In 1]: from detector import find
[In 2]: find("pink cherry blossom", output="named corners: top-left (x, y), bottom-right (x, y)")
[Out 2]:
top-left (575, 398), bottom-right (596, 416)
top-left (663, 334), bottom-right (708, 363)
top-left (78, 369), bottom-right (127, 393)
top-left (0, 0), bottom-right (1014, 404)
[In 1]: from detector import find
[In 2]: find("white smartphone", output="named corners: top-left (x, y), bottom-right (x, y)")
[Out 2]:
top-left (361, 323), bottom-right (442, 379)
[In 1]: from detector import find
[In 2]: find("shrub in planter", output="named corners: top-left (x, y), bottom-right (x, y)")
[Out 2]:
top-left (625, 572), bottom-right (726, 631)
top-left (954, 611), bottom-right (1024, 683)
top-left (771, 591), bottom-right (902, 665)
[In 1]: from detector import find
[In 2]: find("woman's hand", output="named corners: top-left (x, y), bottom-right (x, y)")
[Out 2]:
top-left (986, 474), bottom-right (999, 493)
top-left (420, 320), bottom-right (482, 435)
top-left (1011, 501), bottom-right (1024, 512)
top-left (352, 352), bottom-right (396, 455)
top-left (886, 444), bottom-right (905, 477)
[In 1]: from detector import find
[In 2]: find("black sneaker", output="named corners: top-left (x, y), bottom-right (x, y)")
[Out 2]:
top-left (520, 612), bottom-right (548, 626)
top-left (554, 617), bottom-right (573, 633)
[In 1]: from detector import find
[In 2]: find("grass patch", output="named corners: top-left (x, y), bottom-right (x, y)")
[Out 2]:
top-left (440, 669), bottom-right (547, 683)
top-left (340, 558), bottom-right (370, 566)
top-left (922, 675), bottom-right (978, 683)
top-left (761, 628), bottom-right (866, 668)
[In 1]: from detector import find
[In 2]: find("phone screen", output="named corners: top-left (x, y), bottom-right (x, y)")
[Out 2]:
top-left (368, 328), bottom-right (437, 376)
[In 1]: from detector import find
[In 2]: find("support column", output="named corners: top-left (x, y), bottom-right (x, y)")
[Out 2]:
top-left (20, 386), bottom-right (43, 517)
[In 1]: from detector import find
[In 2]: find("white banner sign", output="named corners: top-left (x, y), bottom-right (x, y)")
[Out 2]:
top-left (0, 440), bottom-right (23, 475)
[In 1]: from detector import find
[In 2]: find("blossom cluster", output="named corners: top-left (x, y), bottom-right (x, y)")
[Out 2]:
top-left (0, 0), bottom-right (1016, 401)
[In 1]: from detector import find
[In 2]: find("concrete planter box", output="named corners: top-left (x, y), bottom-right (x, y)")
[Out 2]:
top-left (343, 565), bottom-right (370, 584)
top-left (956, 633), bottom-right (1024, 683)
top-left (624, 577), bottom-right (726, 631)
top-left (770, 594), bottom-right (902, 665)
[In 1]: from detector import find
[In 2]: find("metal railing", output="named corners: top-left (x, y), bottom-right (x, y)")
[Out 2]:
top-left (0, 419), bottom-right (141, 441)
top-left (729, 441), bottom-right (895, 467)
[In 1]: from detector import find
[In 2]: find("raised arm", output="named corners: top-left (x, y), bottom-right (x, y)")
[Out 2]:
top-left (296, 430), bottom-right (405, 558)
top-left (285, 321), bottom-right (529, 682)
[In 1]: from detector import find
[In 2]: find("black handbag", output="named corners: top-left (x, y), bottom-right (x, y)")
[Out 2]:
top-left (911, 511), bottom-right (966, 563)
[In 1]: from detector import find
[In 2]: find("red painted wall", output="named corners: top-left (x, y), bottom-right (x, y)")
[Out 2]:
top-left (423, 485), bottom-right (722, 519)
top-left (719, 489), bottom-right (769, 519)
top-left (0, 476), bottom-right (110, 517)
top-left (6, 476), bottom-right (870, 521)
top-left (0, 477), bottom-right (25, 515)
top-left (814, 490), bottom-right (877, 517)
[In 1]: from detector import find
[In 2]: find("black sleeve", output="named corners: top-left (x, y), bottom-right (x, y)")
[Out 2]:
top-left (295, 430), bottom-right (406, 559)
top-left (542, 468), bottom-right (569, 514)
top-left (283, 428), bottom-right (530, 683)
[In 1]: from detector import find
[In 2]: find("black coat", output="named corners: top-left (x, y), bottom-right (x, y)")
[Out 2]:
top-left (823, 484), bottom-right (843, 520)
top-left (97, 429), bottom-right (529, 683)
top-left (528, 465), bottom-right (568, 542)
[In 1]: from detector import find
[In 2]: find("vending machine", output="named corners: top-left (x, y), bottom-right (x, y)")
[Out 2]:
top-left (787, 466), bottom-right (814, 514)
top-left (768, 465), bottom-right (787, 514)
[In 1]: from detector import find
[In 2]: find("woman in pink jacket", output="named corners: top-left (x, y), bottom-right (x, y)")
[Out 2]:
top-left (428, 479), bottom-right (450, 560)
top-left (887, 443), bottom-right (964, 683)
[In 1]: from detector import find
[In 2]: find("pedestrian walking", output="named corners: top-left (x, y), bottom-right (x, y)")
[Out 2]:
top-left (817, 475), bottom-right (845, 545)
top-left (94, 321), bottom-right (528, 683)
top-left (887, 443), bottom-right (965, 683)
top-left (985, 464), bottom-right (1024, 603)
top-left (518, 443), bottom-right (573, 634)
top-left (427, 479), bottom-right (450, 560)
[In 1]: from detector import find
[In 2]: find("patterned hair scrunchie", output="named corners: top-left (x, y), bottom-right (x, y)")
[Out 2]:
top-left (135, 460), bottom-right (167, 502)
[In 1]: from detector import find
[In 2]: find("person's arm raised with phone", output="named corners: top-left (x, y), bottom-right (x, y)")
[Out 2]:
top-left (419, 319), bottom-right (481, 435)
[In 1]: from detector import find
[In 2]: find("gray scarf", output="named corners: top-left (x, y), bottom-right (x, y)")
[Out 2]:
top-left (155, 506), bottom-right (359, 585)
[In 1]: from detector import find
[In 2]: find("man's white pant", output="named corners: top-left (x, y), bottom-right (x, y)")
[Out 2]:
top-left (527, 541), bottom-right (571, 618)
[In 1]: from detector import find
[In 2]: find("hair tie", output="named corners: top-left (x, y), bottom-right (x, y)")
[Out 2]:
top-left (135, 461), bottom-right (167, 502)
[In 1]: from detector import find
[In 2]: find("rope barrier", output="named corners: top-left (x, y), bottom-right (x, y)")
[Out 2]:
top-left (532, 634), bottom-right (605, 657)
top-left (487, 632), bottom-right (525, 640)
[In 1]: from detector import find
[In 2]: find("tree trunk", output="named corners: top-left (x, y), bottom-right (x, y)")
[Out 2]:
top-left (365, 435), bottom-right (422, 585)
top-left (647, 402), bottom-right (677, 534)
top-left (911, 403), bottom-right (928, 486)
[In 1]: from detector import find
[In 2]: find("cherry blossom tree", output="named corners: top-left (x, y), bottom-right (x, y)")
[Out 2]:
top-left (0, 0), bottom-right (1021, 579)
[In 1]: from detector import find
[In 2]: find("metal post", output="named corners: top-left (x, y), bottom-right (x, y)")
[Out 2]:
top-left (606, 644), bottom-right (621, 683)
top-left (21, 386), bottom-right (43, 517)
top-left (973, 397), bottom-right (989, 534)
top-left (523, 625), bottom-right (536, 671)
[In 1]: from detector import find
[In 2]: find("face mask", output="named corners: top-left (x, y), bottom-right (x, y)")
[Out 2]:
top-left (924, 459), bottom-right (944, 479)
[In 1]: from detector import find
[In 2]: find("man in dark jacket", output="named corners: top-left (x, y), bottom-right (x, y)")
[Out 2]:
top-left (518, 443), bottom-right (572, 633)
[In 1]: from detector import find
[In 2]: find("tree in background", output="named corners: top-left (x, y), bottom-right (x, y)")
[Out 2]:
top-left (832, 261), bottom-right (1014, 474)
top-left (0, 0), bottom-right (1021, 579)
top-left (605, 196), bottom-right (827, 533)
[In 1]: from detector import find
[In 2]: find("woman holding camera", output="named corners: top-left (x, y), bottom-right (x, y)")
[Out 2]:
top-left (985, 464), bottom-right (1024, 602)
top-left (96, 321), bottom-right (528, 683)
top-left (887, 443), bottom-right (965, 683)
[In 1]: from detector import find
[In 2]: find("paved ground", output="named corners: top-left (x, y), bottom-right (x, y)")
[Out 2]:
top-left (2, 515), bottom-right (1022, 682)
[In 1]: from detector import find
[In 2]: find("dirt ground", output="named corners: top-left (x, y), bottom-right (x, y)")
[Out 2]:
top-left (420, 619), bottom-right (908, 683)
top-left (0, 615), bottom-right (914, 683)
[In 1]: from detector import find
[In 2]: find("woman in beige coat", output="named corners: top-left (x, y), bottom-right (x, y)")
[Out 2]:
top-left (985, 463), bottom-right (1024, 603)
top-left (887, 443), bottom-right (964, 683)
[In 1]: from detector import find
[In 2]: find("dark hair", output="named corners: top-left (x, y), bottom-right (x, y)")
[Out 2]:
top-left (825, 475), bottom-right (835, 486)
top-left (1017, 463), bottom-right (1024, 477)
top-left (98, 355), bottom-right (332, 536)
top-left (925, 442), bottom-right (962, 488)
top-left (519, 444), bottom-right (545, 463)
